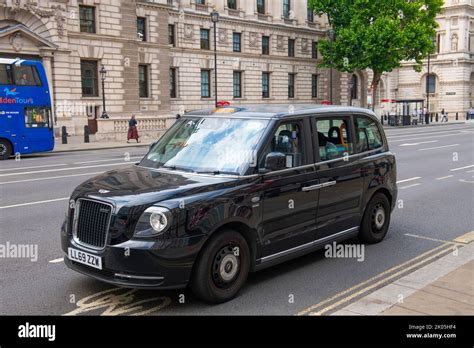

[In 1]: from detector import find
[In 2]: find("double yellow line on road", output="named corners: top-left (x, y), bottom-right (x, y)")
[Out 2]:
top-left (297, 243), bottom-right (455, 316)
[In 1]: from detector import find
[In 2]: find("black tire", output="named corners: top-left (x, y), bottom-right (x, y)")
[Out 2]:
top-left (359, 193), bottom-right (391, 244)
top-left (0, 139), bottom-right (12, 160)
top-left (190, 229), bottom-right (250, 303)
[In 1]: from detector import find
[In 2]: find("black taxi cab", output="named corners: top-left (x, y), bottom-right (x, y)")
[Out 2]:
top-left (62, 105), bottom-right (397, 303)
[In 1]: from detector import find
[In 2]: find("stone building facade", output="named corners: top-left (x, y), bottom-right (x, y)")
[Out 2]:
top-left (381, 0), bottom-right (474, 116)
top-left (0, 0), bottom-right (367, 140)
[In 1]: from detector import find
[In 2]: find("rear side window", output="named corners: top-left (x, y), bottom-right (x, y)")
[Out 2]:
top-left (314, 117), bottom-right (354, 161)
top-left (13, 65), bottom-right (42, 86)
top-left (0, 64), bottom-right (12, 85)
top-left (354, 116), bottom-right (384, 152)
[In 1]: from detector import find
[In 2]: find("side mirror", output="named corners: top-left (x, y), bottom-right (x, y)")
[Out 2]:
top-left (264, 152), bottom-right (286, 172)
top-left (149, 141), bottom-right (157, 150)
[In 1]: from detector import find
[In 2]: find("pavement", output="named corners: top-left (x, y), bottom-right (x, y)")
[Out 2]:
top-left (1, 123), bottom-right (473, 315)
top-left (53, 135), bottom-right (154, 152)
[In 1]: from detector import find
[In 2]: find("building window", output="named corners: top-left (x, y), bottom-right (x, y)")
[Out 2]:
top-left (283, 0), bottom-right (291, 18)
top-left (80, 60), bottom-right (98, 97)
top-left (351, 75), bottom-right (358, 100)
top-left (262, 72), bottom-right (270, 98)
top-left (312, 74), bottom-right (318, 98)
top-left (137, 17), bottom-right (147, 41)
top-left (228, 0), bottom-right (237, 10)
top-left (139, 65), bottom-right (149, 98)
top-left (233, 71), bottom-right (242, 98)
top-left (262, 35), bottom-right (270, 55)
top-left (233, 33), bottom-right (241, 52)
top-left (257, 0), bottom-right (265, 14)
top-left (169, 24), bottom-right (175, 46)
top-left (196, 0), bottom-right (206, 4)
top-left (170, 68), bottom-right (177, 98)
top-left (201, 70), bottom-right (211, 98)
top-left (312, 41), bottom-right (318, 59)
top-left (200, 29), bottom-right (210, 50)
top-left (426, 74), bottom-right (436, 94)
top-left (437, 34), bottom-right (441, 54)
top-left (288, 73), bottom-right (295, 98)
top-left (307, 7), bottom-right (314, 22)
top-left (288, 39), bottom-right (295, 57)
top-left (79, 6), bottom-right (96, 34)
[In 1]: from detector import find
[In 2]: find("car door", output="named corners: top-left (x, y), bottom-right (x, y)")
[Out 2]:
top-left (312, 114), bottom-right (364, 240)
top-left (259, 118), bottom-right (320, 258)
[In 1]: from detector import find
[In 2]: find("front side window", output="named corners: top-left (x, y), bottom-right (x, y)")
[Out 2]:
top-left (141, 117), bottom-right (269, 175)
top-left (139, 65), bottom-right (149, 98)
top-left (233, 71), bottom-right (242, 98)
top-left (315, 117), bottom-right (354, 161)
top-left (257, 0), bottom-right (265, 14)
top-left (262, 35), bottom-right (270, 55)
top-left (13, 66), bottom-right (41, 86)
top-left (288, 73), bottom-right (295, 98)
top-left (233, 33), bottom-right (241, 52)
top-left (354, 116), bottom-right (383, 153)
top-left (288, 39), bottom-right (295, 57)
top-left (80, 60), bottom-right (98, 97)
top-left (201, 70), bottom-right (211, 98)
top-left (260, 121), bottom-right (306, 169)
top-left (79, 6), bottom-right (96, 33)
top-left (262, 72), bottom-right (270, 98)
top-left (25, 107), bottom-right (50, 128)
top-left (137, 17), bottom-right (147, 41)
top-left (200, 29), bottom-right (210, 50)
top-left (0, 64), bottom-right (11, 85)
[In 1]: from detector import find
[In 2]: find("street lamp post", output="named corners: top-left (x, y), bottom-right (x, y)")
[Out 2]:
top-left (99, 65), bottom-right (109, 119)
top-left (211, 10), bottom-right (219, 108)
top-left (328, 29), bottom-right (335, 105)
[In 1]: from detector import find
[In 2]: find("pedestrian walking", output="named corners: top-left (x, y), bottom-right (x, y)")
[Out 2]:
top-left (440, 109), bottom-right (448, 123)
top-left (127, 115), bottom-right (140, 143)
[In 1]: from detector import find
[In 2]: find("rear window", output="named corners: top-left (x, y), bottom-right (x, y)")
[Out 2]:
top-left (354, 116), bottom-right (384, 152)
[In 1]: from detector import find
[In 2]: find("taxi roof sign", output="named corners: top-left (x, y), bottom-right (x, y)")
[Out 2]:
top-left (214, 107), bottom-right (238, 114)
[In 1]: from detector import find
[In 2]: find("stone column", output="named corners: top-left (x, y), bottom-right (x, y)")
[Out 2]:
top-left (40, 49), bottom-right (56, 125)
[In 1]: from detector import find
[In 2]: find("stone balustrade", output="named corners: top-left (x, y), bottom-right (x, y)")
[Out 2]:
top-left (96, 116), bottom-right (176, 142)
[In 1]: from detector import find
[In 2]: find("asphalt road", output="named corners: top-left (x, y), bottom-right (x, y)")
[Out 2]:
top-left (1, 123), bottom-right (473, 315)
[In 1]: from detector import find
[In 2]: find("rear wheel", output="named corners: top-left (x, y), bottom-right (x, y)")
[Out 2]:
top-left (359, 193), bottom-right (391, 244)
top-left (0, 139), bottom-right (12, 160)
top-left (190, 230), bottom-right (250, 303)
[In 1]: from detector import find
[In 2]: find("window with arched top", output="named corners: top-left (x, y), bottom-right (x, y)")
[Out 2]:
top-left (426, 74), bottom-right (436, 94)
top-left (351, 74), bottom-right (358, 100)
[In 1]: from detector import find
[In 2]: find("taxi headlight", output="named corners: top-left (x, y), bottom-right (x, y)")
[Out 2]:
top-left (134, 207), bottom-right (172, 237)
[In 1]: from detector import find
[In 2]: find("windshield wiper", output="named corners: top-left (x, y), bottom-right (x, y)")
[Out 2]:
top-left (196, 170), bottom-right (239, 176)
top-left (161, 165), bottom-right (195, 173)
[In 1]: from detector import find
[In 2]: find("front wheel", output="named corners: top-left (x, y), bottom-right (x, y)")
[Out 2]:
top-left (190, 230), bottom-right (250, 303)
top-left (0, 139), bottom-right (12, 160)
top-left (359, 193), bottom-right (391, 244)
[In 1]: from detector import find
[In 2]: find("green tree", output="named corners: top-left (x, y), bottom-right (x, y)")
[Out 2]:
top-left (309, 0), bottom-right (444, 108)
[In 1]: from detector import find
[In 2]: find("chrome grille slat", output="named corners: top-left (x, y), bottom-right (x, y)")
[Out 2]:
top-left (73, 199), bottom-right (112, 250)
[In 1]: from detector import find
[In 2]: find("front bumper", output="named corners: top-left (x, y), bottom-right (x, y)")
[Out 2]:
top-left (62, 232), bottom-right (206, 290)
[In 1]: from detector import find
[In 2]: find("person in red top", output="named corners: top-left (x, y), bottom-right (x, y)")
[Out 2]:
top-left (127, 115), bottom-right (140, 143)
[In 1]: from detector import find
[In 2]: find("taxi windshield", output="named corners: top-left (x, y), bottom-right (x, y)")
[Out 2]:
top-left (140, 117), bottom-right (270, 175)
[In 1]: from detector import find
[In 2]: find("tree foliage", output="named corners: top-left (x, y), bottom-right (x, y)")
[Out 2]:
top-left (309, 0), bottom-right (444, 106)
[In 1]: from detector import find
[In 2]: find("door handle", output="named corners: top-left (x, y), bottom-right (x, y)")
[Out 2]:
top-left (322, 181), bottom-right (337, 188)
top-left (302, 184), bottom-right (324, 192)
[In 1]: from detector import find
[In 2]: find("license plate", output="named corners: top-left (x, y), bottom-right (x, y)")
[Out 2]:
top-left (68, 248), bottom-right (102, 270)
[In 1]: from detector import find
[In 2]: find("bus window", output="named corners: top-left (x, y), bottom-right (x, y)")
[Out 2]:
top-left (14, 66), bottom-right (42, 86)
top-left (0, 64), bottom-right (12, 85)
top-left (25, 107), bottom-right (50, 128)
